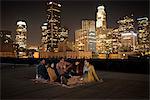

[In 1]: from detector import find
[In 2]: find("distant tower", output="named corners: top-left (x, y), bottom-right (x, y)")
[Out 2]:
top-left (117, 16), bottom-right (137, 52)
top-left (0, 30), bottom-right (14, 52)
top-left (46, 0), bottom-right (61, 52)
top-left (117, 16), bottom-right (135, 33)
top-left (16, 21), bottom-right (27, 49)
top-left (96, 5), bottom-right (107, 53)
top-left (96, 6), bottom-right (106, 30)
top-left (137, 17), bottom-right (149, 53)
top-left (41, 22), bottom-right (48, 51)
top-left (75, 20), bottom-right (96, 52)
top-left (82, 20), bottom-right (96, 52)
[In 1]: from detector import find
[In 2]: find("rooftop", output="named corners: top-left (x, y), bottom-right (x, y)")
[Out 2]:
top-left (1, 64), bottom-right (149, 99)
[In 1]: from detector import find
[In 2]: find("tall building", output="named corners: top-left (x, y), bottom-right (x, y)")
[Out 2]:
top-left (41, 1), bottom-right (68, 52)
top-left (41, 22), bottom-right (48, 51)
top-left (110, 29), bottom-right (121, 53)
top-left (75, 20), bottom-right (96, 52)
top-left (96, 5), bottom-right (107, 53)
top-left (16, 21), bottom-right (27, 50)
top-left (59, 27), bottom-right (68, 42)
top-left (75, 29), bottom-right (83, 51)
top-left (137, 17), bottom-right (149, 52)
top-left (117, 16), bottom-right (137, 52)
top-left (117, 16), bottom-right (135, 32)
top-left (96, 6), bottom-right (106, 30)
top-left (46, 0), bottom-right (61, 52)
top-left (0, 30), bottom-right (14, 52)
top-left (120, 31), bottom-right (137, 52)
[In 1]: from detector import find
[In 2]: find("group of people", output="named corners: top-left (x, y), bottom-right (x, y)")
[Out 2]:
top-left (35, 57), bottom-right (103, 87)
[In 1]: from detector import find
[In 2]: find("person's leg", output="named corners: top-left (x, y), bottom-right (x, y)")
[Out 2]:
top-left (60, 75), bottom-right (68, 85)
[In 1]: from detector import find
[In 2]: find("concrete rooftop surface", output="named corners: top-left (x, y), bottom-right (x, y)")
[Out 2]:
top-left (1, 64), bottom-right (149, 100)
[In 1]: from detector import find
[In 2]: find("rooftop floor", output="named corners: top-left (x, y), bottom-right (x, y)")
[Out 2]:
top-left (1, 64), bottom-right (149, 100)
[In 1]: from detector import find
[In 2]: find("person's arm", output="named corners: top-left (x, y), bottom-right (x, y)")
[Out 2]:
top-left (56, 63), bottom-right (60, 73)
top-left (66, 61), bottom-right (72, 70)
top-left (91, 65), bottom-right (100, 81)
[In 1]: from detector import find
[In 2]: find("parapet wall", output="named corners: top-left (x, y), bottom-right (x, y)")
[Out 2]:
top-left (39, 51), bottom-right (92, 59)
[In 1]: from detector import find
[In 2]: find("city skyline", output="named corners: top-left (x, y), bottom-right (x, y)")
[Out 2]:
top-left (1, 0), bottom-right (149, 46)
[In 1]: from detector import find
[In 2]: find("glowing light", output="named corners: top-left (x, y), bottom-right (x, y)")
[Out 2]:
top-left (137, 17), bottom-right (148, 21)
top-left (97, 6), bottom-right (104, 10)
top-left (41, 26), bottom-right (47, 29)
top-left (49, 2), bottom-right (52, 4)
top-left (58, 4), bottom-right (61, 7)
top-left (17, 21), bottom-right (26, 26)
top-left (34, 52), bottom-right (39, 58)
top-left (43, 23), bottom-right (48, 26)
top-left (121, 32), bottom-right (137, 36)
top-left (96, 6), bottom-right (105, 28)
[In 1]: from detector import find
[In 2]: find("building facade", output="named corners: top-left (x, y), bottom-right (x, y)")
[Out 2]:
top-left (59, 27), bottom-right (68, 42)
top-left (41, 1), bottom-right (68, 52)
top-left (96, 6), bottom-right (106, 30)
top-left (41, 22), bottom-right (49, 51)
top-left (16, 21), bottom-right (27, 50)
top-left (117, 16), bottom-right (135, 32)
top-left (0, 30), bottom-right (14, 52)
top-left (120, 31), bottom-right (137, 52)
top-left (46, 1), bottom-right (61, 52)
top-left (110, 29), bottom-right (121, 53)
top-left (75, 20), bottom-right (96, 52)
top-left (75, 29), bottom-right (85, 51)
top-left (117, 16), bottom-right (137, 52)
top-left (137, 17), bottom-right (149, 53)
top-left (96, 5), bottom-right (107, 53)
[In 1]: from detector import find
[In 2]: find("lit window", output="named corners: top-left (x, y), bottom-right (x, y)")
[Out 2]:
top-left (58, 4), bottom-right (61, 7)
top-left (4, 40), bottom-right (8, 43)
top-left (49, 2), bottom-right (52, 4)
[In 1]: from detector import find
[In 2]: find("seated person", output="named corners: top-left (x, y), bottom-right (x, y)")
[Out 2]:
top-left (73, 59), bottom-right (84, 76)
top-left (82, 60), bottom-right (103, 83)
top-left (56, 57), bottom-right (72, 85)
top-left (47, 63), bottom-right (57, 82)
top-left (36, 59), bottom-right (49, 81)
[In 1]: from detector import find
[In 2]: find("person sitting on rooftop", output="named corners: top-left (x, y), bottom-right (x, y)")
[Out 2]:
top-left (56, 57), bottom-right (72, 85)
top-left (82, 60), bottom-right (103, 83)
top-left (36, 59), bottom-right (49, 82)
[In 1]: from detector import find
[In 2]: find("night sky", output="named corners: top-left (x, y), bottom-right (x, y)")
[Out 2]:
top-left (1, 0), bottom-right (149, 46)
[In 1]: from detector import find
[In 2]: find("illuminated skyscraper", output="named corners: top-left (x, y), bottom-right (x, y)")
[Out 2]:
top-left (137, 17), bottom-right (149, 52)
top-left (46, 0), bottom-right (61, 52)
top-left (75, 29), bottom-right (83, 51)
top-left (96, 5), bottom-right (107, 53)
top-left (117, 16), bottom-right (137, 52)
top-left (59, 27), bottom-right (68, 42)
top-left (16, 21), bottom-right (27, 49)
top-left (41, 22), bottom-right (48, 51)
top-left (96, 6), bottom-right (106, 29)
top-left (75, 20), bottom-right (96, 52)
top-left (117, 16), bottom-right (135, 32)
top-left (0, 30), bottom-right (14, 52)
top-left (110, 29), bottom-right (121, 53)
top-left (41, 0), bottom-right (68, 52)
top-left (120, 31), bottom-right (137, 52)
